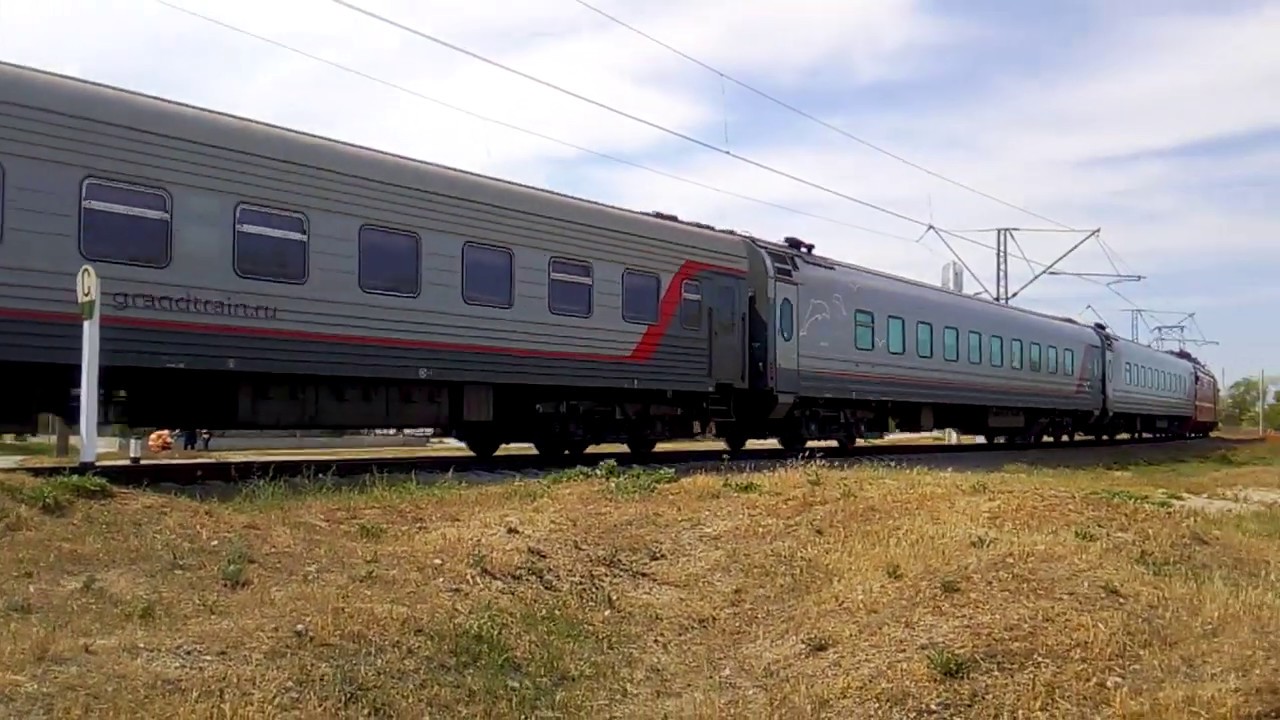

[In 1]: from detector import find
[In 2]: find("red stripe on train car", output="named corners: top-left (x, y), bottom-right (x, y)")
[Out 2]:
top-left (0, 260), bottom-right (744, 363)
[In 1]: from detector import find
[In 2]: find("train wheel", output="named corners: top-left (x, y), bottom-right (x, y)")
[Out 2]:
top-left (627, 437), bottom-right (657, 457)
top-left (465, 437), bottom-right (501, 460)
top-left (534, 439), bottom-right (565, 457)
top-left (723, 434), bottom-right (748, 453)
top-left (834, 436), bottom-right (857, 453)
top-left (565, 440), bottom-right (590, 459)
top-left (779, 434), bottom-right (808, 452)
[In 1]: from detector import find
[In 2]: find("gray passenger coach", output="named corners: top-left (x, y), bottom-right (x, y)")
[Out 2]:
top-left (0, 60), bottom-right (750, 457)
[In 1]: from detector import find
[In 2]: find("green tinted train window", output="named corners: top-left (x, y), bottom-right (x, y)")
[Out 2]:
top-left (1029, 343), bottom-right (1042, 372)
top-left (943, 326), bottom-right (959, 362)
top-left (968, 331), bottom-right (982, 364)
top-left (916, 321), bottom-right (933, 358)
top-left (854, 310), bottom-right (875, 351)
top-left (1047, 346), bottom-right (1058, 374)
top-left (1064, 348), bottom-right (1075, 376)
top-left (990, 335), bottom-right (1003, 367)
top-left (885, 316), bottom-right (906, 356)
top-left (1010, 339), bottom-right (1023, 370)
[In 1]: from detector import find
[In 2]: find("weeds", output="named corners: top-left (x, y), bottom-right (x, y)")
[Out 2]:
top-left (544, 460), bottom-right (679, 497)
top-left (218, 539), bottom-right (253, 589)
top-left (925, 647), bottom-right (973, 679)
top-left (0, 473), bottom-right (112, 516)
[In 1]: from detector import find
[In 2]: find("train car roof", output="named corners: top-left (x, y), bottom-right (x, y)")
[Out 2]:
top-left (743, 234), bottom-right (1101, 334)
top-left (0, 60), bottom-right (752, 255)
top-left (1102, 331), bottom-right (1206, 370)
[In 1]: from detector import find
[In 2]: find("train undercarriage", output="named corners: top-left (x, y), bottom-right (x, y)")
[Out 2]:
top-left (0, 362), bottom-right (1215, 457)
top-left (0, 362), bottom-right (715, 459)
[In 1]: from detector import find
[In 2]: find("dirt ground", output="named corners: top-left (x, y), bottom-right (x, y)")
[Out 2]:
top-left (2, 438), bottom-right (1279, 719)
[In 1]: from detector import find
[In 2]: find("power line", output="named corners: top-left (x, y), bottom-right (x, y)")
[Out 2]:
top-left (566, 0), bottom-right (1162, 309)
top-left (151, 0), bottom-right (920, 245)
top-left (569, 0), bottom-right (1086, 233)
top-left (325, 0), bottom-right (1009, 254)
top-left (156, 0), bottom-right (1129, 308)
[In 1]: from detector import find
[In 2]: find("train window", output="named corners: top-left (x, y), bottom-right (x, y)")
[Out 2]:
top-left (887, 316), bottom-right (905, 355)
top-left (622, 269), bottom-right (661, 325)
top-left (779, 297), bottom-right (794, 342)
top-left (80, 178), bottom-right (172, 268)
top-left (462, 243), bottom-right (514, 308)
top-left (1047, 346), bottom-right (1058, 374)
top-left (679, 279), bottom-right (702, 330)
top-left (1029, 342), bottom-right (1042, 372)
top-left (358, 225), bottom-right (421, 297)
top-left (0, 162), bottom-right (5, 243)
top-left (967, 331), bottom-right (982, 364)
top-left (1142, 366), bottom-right (1149, 388)
top-left (233, 203), bottom-right (307, 283)
top-left (990, 335), bottom-right (1004, 368)
top-left (1125, 362), bottom-right (1133, 386)
top-left (1011, 339), bottom-right (1023, 370)
top-left (1064, 348), bottom-right (1075, 376)
top-left (548, 257), bottom-right (593, 317)
top-left (943, 326), bottom-right (959, 362)
top-left (916, 321), bottom-right (933, 359)
top-left (854, 310), bottom-right (875, 351)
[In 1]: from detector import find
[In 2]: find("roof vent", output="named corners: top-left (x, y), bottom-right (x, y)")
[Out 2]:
top-left (783, 236), bottom-right (815, 254)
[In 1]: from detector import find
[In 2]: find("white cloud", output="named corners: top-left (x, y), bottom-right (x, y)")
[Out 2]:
top-left (2, 0), bottom-right (1274, 367)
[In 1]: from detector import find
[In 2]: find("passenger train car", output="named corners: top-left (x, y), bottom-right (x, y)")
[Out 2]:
top-left (0, 60), bottom-right (750, 457)
top-left (721, 237), bottom-right (1108, 450)
top-left (0, 61), bottom-right (1218, 456)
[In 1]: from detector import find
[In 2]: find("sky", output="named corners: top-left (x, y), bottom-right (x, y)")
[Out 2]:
top-left (2, 0), bottom-right (1276, 385)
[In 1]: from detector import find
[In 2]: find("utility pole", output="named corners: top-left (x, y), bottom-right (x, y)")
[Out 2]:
top-left (994, 229), bottom-right (1010, 303)
top-left (1261, 369), bottom-right (1267, 436)
top-left (993, 227), bottom-right (1115, 304)
top-left (926, 226), bottom-right (1126, 305)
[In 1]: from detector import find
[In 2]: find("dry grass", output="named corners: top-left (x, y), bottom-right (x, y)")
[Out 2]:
top-left (6, 433), bottom-right (949, 467)
top-left (3, 442), bottom-right (1279, 719)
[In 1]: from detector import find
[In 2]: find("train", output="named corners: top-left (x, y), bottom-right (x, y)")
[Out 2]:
top-left (0, 60), bottom-right (1220, 457)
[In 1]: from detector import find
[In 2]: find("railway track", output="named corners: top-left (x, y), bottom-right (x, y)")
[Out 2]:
top-left (21, 434), bottom-right (1209, 488)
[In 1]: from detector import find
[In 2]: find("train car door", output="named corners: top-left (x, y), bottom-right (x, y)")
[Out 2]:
top-left (708, 279), bottom-right (744, 385)
top-left (774, 279), bottom-right (799, 394)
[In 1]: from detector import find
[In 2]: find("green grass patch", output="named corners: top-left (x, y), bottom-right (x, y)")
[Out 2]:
top-left (0, 441), bottom-right (56, 457)
top-left (1090, 488), bottom-right (1179, 508)
top-left (544, 459), bottom-right (679, 497)
top-left (0, 473), bottom-right (113, 515)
